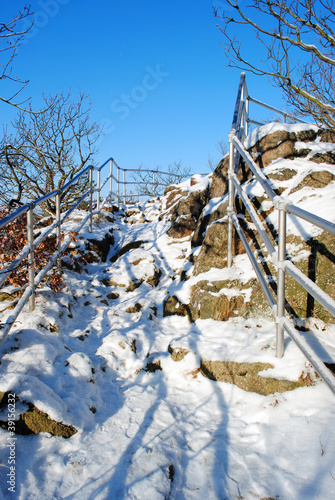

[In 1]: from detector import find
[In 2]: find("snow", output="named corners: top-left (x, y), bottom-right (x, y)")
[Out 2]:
top-left (257, 158), bottom-right (335, 239)
top-left (202, 196), bottom-right (227, 218)
top-left (295, 139), bottom-right (335, 159)
top-left (244, 122), bottom-right (319, 150)
top-left (1, 126), bottom-right (335, 499)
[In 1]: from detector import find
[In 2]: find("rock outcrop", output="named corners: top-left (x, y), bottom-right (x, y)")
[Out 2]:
top-left (164, 123), bottom-right (335, 325)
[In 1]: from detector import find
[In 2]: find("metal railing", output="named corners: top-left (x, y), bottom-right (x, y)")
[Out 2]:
top-left (231, 72), bottom-right (307, 143)
top-left (0, 159), bottom-right (191, 348)
top-left (106, 158), bottom-right (193, 203)
top-left (228, 73), bottom-right (335, 395)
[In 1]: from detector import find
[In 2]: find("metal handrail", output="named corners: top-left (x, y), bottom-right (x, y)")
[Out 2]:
top-left (227, 73), bottom-right (335, 396)
top-left (231, 73), bottom-right (307, 143)
top-left (0, 158), bottom-right (200, 347)
top-left (247, 96), bottom-right (307, 124)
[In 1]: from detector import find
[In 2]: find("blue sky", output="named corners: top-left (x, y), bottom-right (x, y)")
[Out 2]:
top-left (1, 0), bottom-right (286, 175)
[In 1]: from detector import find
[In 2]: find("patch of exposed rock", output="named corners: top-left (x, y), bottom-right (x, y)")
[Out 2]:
top-left (168, 345), bottom-right (190, 361)
top-left (193, 220), bottom-right (229, 275)
top-left (192, 198), bottom-right (228, 248)
top-left (0, 392), bottom-right (76, 438)
top-left (193, 216), bottom-right (246, 276)
top-left (163, 295), bottom-right (190, 319)
top-left (102, 266), bottom-right (162, 292)
top-left (86, 231), bottom-right (115, 262)
top-left (165, 184), bottom-right (209, 239)
top-left (164, 186), bottom-right (184, 209)
top-left (167, 215), bottom-right (197, 239)
top-left (250, 130), bottom-right (307, 168)
top-left (126, 302), bottom-right (143, 313)
top-left (189, 278), bottom-right (273, 322)
top-left (200, 360), bottom-right (313, 396)
top-left (169, 188), bottom-right (209, 222)
top-left (110, 240), bottom-right (147, 263)
top-left (284, 232), bottom-right (335, 323)
top-left (210, 156), bottom-right (229, 200)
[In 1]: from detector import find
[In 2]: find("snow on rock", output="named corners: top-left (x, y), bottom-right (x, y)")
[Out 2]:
top-left (66, 353), bottom-right (95, 380)
top-left (244, 122), bottom-right (319, 150)
top-left (0, 373), bottom-right (73, 425)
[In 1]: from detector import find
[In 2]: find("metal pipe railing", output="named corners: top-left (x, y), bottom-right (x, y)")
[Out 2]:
top-left (286, 203), bottom-right (335, 236)
top-left (227, 72), bottom-right (335, 395)
top-left (231, 212), bottom-right (277, 312)
top-left (0, 157), bottom-right (201, 349)
top-left (247, 96), bottom-right (306, 124)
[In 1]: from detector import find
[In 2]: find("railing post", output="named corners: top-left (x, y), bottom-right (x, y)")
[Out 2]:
top-left (153, 171), bottom-right (156, 196)
top-left (89, 166), bottom-right (93, 233)
top-left (110, 159), bottom-right (113, 202)
top-left (240, 97), bottom-right (246, 140)
top-left (123, 169), bottom-right (126, 203)
top-left (27, 205), bottom-right (35, 311)
top-left (241, 78), bottom-right (247, 140)
top-left (275, 197), bottom-right (287, 358)
top-left (56, 191), bottom-right (62, 274)
top-left (227, 130), bottom-right (235, 268)
top-left (97, 168), bottom-right (101, 213)
top-left (245, 96), bottom-right (249, 137)
top-left (117, 165), bottom-right (120, 203)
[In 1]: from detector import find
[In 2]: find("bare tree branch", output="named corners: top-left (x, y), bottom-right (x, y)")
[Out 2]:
top-left (132, 162), bottom-right (191, 197)
top-left (214, 0), bottom-right (335, 127)
top-left (0, 4), bottom-right (36, 111)
top-left (0, 92), bottom-right (103, 214)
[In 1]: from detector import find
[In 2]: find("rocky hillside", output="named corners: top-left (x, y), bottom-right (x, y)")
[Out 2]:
top-left (0, 122), bottom-right (335, 500)
top-left (163, 122), bottom-right (335, 325)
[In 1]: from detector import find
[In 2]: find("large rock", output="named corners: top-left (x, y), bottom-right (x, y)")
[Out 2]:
top-left (169, 188), bottom-right (209, 223)
top-left (192, 198), bottom-right (228, 248)
top-left (165, 187), bottom-right (209, 240)
top-left (189, 278), bottom-right (273, 322)
top-left (193, 214), bottom-right (245, 276)
top-left (284, 232), bottom-right (335, 324)
top-left (200, 360), bottom-right (309, 395)
top-left (189, 281), bottom-right (246, 322)
top-left (193, 221), bottom-right (229, 275)
top-left (250, 130), bottom-right (299, 168)
top-left (167, 215), bottom-right (197, 239)
top-left (210, 156), bottom-right (229, 199)
top-left (188, 124), bottom-right (335, 325)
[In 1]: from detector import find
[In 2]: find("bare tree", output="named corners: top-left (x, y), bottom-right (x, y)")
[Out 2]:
top-left (132, 161), bottom-right (191, 197)
top-left (0, 91), bottom-right (102, 214)
top-left (0, 137), bottom-right (26, 206)
top-left (0, 4), bottom-right (34, 110)
top-left (214, 1), bottom-right (335, 128)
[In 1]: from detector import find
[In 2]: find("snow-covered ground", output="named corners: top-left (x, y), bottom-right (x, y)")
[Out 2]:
top-left (1, 125), bottom-right (335, 499)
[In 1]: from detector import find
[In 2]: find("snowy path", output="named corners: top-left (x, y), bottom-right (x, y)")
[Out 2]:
top-left (0, 200), bottom-right (335, 499)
